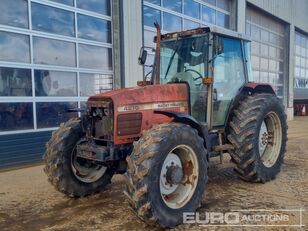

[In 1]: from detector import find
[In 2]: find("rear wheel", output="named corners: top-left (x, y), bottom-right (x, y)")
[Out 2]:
top-left (43, 118), bottom-right (115, 197)
top-left (228, 93), bottom-right (287, 182)
top-left (124, 123), bottom-right (208, 227)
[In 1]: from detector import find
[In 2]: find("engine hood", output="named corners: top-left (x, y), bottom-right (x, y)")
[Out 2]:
top-left (88, 83), bottom-right (189, 108)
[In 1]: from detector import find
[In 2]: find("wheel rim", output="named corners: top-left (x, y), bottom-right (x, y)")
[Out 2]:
top-left (160, 145), bottom-right (199, 209)
top-left (258, 112), bottom-right (282, 167)
top-left (71, 143), bottom-right (107, 183)
top-left (258, 121), bottom-right (268, 157)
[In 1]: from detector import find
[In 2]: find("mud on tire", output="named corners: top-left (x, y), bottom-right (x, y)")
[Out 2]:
top-left (228, 93), bottom-right (287, 183)
top-left (43, 118), bottom-right (115, 197)
top-left (124, 123), bottom-right (208, 227)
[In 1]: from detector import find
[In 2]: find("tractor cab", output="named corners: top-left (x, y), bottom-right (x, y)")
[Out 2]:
top-left (141, 26), bottom-right (252, 129)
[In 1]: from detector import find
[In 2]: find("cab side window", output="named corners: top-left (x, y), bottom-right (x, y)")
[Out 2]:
top-left (213, 37), bottom-right (246, 126)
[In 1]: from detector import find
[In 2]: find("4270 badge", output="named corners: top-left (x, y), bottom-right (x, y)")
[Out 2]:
top-left (117, 101), bottom-right (187, 112)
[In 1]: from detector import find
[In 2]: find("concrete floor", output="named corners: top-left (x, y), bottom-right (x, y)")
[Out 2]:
top-left (0, 117), bottom-right (307, 230)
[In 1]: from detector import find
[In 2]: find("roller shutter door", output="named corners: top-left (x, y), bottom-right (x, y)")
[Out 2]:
top-left (246, 6), bottom-right (286, 99)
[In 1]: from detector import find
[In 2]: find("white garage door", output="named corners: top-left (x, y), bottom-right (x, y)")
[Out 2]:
top-left (246, 6), bottom-right (286, 99)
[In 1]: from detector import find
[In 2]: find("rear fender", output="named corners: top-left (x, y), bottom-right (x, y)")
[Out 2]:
top-left (242, 83), bottom-right (276, 95)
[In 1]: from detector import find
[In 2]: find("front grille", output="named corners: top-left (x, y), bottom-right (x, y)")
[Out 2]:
top-left (88, 100), bottom-right (114, 141)
top-left (117, 113), bottom-right (142, 136)
top-left (94, 116), bottom-right (113, 140)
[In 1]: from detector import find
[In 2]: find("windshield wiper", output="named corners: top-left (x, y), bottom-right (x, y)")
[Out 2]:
top-left (164, 43), bottom-right (179, 80)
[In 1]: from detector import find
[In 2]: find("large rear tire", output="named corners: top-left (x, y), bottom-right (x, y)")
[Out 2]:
top-left (43, 118), bottom-right (115, 197)
top-left (124, 123), bottom-right (208, 227)
top-left (228, 93), bottom-right (287, 182)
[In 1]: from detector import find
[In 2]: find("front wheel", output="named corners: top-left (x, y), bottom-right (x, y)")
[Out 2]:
top-left (124, 123), bottom-right (208, 227)
top-left (43, 118), bottom-right (115, 197)
top-left (228, 93), bottom-right (287, 182)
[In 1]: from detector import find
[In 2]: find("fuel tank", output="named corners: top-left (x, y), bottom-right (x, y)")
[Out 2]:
top-left (88, 83), bottom-right (189, 144)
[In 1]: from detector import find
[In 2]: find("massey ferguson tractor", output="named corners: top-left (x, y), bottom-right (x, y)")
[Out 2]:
top-left (43, 24), bottom-right (287, 227)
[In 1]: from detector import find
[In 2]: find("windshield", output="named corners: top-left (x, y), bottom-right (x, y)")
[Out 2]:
top-left (159, 35), bottom-right (209, 122)
top-left (159, 35), bottom-right (209, 84)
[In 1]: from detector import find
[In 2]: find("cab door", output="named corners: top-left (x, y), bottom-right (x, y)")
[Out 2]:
top-left (212, 36), bottom-right (246, 127)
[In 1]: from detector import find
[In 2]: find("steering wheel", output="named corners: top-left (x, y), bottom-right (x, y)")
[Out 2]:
top-left (185, 69), bottom-right (203, 80)
top-left (185, 69), bottom-right (203, 85)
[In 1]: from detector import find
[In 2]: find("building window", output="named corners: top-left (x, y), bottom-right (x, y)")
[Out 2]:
top-left (76, 0), bottom-right (111, 16)
top-left (31, 3), bottom-right (75, 37)
top-left (184, 0), bottom-right (200, 19)
top-left (0, 0), bottom-right (113, 134)
top-left (33, 37), bottom-right (76, 67)
top-left (77, 14), bottom-right (111, 43)
top-left (78, 44), bottom-right (112, 70)
top-left (0, 67), bottom-right (32, 97)
top-left (0, 31), bottom-right (30, 63)
top-left (184, 19), bottom-right (200, 30)
top-left (216, 11), bottom-right (229, 28)
top-left (143, 0), bottom-right (232, 56)
top-left (144, 30), bottom-right (156, 48)
top-left (0, 103), bottom-right (34, 132)
top-left (163, 0), bottom-right (182, 13)
top-left (80, 73), bottom-right (113, 96)
top-left (163, 12), bottom-right (182, 31)
top-left (144, 6), bottom-right (161, 28)
top-left (36, 102), bottom-right (77, 128)
top-left (34, 70), bottom-right (77, 97)
top-left (146, 0), bottom-right (161, 5)
top-left (217, 0), bottom-right (230, 11)
top-left (49, 0), bottom-right (74, 6)
top-left (202, 5), bottom-right (216, 24)
top-left (0, 0), bottom-right (28, 29)
top-left (205, 0), bottom-right (216, 5)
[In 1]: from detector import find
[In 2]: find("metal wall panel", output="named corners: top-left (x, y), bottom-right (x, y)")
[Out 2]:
top-left (247, 0), bottom-right (308, 33)
top-left (0, 131), bottom-right (51, 168)
top-left (121, 0), bottom-right (143, 87)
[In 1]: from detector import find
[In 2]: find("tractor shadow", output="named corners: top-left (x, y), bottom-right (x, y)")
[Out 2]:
top-left (199, 155), bottom-right (281, 213)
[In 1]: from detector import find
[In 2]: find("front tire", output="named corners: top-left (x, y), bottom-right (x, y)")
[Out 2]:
top-left (124, 123), bottom-right (208, 227)
top-left (228, 93), bottom-right (287, 182)
top-left (43, 118), bottom-right (115, 197)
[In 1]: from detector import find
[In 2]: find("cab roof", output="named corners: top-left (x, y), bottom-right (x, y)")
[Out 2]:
top-left (156, 26), bottom-right (251, 42)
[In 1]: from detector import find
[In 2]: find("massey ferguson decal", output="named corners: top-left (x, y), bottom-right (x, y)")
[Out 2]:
top-left (117, 101), bottom-right (187, 112)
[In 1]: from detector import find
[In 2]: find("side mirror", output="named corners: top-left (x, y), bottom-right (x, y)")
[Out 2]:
top-left (214, 36), bottom-right (224, 55)
top-left (138, 47), bottom-right (148, 65)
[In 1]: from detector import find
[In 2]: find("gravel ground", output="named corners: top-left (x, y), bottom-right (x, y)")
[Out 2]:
top-left (0, 117), bottom-right (307, 231)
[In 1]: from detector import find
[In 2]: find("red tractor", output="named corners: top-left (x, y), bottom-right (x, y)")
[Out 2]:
top-left (44, 24), bottom-right (287, 227)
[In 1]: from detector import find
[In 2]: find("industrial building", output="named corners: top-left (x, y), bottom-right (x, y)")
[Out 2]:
top-left (0, 0), bottom-right (307, 167)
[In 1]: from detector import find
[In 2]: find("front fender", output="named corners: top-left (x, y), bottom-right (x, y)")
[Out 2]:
top-left (154, 110), bottom-right (211, 151)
